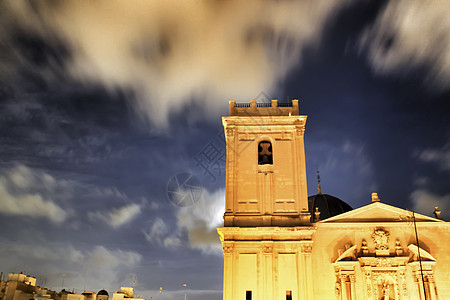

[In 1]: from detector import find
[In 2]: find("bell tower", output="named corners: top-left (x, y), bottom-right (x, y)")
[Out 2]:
top-left (218, 100), bottom-right (314, 300)
top-left (222, 99), bottom-right (311, 226)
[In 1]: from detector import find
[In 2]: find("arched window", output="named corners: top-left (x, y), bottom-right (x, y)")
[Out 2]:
top-left (258, 141), bottom-right (273, 165)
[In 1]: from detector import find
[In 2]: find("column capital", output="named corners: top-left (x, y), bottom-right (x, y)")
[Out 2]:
top-left (301, 244), bottom-right (312, 253)
top-left (222, 243), bottom-right (234, 254)
top-left (262, 245), bottom-right (273, 254)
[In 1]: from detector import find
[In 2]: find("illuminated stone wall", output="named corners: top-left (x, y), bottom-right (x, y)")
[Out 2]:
top-left (218, 227), bottom-right (314, 300)
top-left (222, 100), bottom-right (310, 227)
top-left (313, 202), bottom-right (450, 300)
top-left (218, 100), bottom-right (450, 300)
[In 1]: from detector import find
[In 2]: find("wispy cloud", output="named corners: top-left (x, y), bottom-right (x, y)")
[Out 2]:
top-left (0, 240), bottom-right (142, 292)
top-left (143, 217), bottom-right (182, 249)
top-left (415, 144), bottom-right (450, 171)
top-left (0, 242), bottom-right (84, 264)
top-left (410, 143), bottom-right (449, 219)
top-left (89, 203), bottom-right (142, 228)
top-left (411, 189), bottom-right (449, 220)
top-left (143, 188), bottom-right (224, 254)
top-left (359, 0), bottom-right (450, 90)
top-left (176, 188), bottom-right (225, 254)
top-left (0, 0), bottom-right (351, 126)
top-left (0, 164), bottom-right (69, 223)
top-left (87, 245), bottom-right (142, 269)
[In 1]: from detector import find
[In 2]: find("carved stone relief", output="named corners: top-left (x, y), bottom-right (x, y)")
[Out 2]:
top-left (372, 228), bottom-right (390, 251)
top-left (372, 228), bottom-right (390, 256)
top-left (222, 244), bottom-right (234, 254)
top-left (301, 244), bottom-right (312, 253)
top-left (226, 128), bottom-right (234, 138)
top-left (262, 245), bottom-right (273, 254)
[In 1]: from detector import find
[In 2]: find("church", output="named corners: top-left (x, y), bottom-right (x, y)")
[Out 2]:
top-left (217, 100), bottom-right (450, 300)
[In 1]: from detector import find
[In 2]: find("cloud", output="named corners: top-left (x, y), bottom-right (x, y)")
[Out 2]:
top-left (0, 165), bottom-right (68, 223)
top-left (87, 246), bottom-right (142, 269)
top-left (411, 144), bottom-right (449, 219)
top-left (416, 144), bottom-right (450, 171)
top-left (0, 0), bottom-right (350, 126)
top-left (0, 242), bottom-right (84, 264)
top-left (143, 188), bottom-right (225, 254)
top-left (359, 0), bottom-right (450, 90)
top-left (411, 189), bottom-right (450, 220)
top-left (143, 217), bottom-right (182, 249)
top-left (89, 203), bottom-right (142, 228)
top-left (0, 240), bottom-right (142, 292)
top-left (176, 188), bottom-right (225, 254)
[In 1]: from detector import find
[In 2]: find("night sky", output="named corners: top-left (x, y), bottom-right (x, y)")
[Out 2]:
top-left (0, 1), bottom-right (449, 300)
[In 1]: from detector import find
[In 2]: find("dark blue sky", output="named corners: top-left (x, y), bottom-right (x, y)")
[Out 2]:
top-left (0, 1), bottom-right (449, 299)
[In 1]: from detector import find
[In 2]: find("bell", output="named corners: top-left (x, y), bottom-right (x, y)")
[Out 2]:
top-left (260, 154), bottom-right (271, 164)
top-left (258, 142), bottom-right (273, 165)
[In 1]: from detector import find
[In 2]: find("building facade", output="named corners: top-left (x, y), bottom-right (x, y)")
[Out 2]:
top-left (217, 100), bottom-right (450, 300)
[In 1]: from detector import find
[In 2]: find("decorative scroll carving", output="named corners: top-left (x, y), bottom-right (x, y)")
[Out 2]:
top-left (222, 244), bottom-right (234, 254)
top-left (295, 126), bottom-right (305, 136)
top-left (334, 282), bottom-right (340, 298)
top-left (262, 245), bottom-right (273, 254)
top-left (376, 258), bottom-right (390, 267)
top-left (333, 232), bottom-right (440, 300)
top-left (349, 274), bottom-right (356, 283)
top-left (301, 244), bottom-right (312, 253)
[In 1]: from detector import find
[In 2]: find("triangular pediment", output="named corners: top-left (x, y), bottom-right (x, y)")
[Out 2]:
top-left (320, 202), bottom-right (442, 223)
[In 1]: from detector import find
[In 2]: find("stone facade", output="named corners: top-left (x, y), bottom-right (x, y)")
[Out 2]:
top-left (222, 99), bottom-right (310, 227)
top-left (217, 100), bottom-right (450, 300)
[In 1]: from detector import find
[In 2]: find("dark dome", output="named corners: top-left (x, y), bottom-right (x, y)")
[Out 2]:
top-left (98, 290), bottom-right (109, 296)
top-left (308, 193), bottom-right (352, 221)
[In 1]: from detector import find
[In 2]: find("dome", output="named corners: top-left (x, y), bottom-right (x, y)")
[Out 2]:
top-left (98, 290), bottom-right (109, 296)
top-left (308, 192), bottom-right (352, 221)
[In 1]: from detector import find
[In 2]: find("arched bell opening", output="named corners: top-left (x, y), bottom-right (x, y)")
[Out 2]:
top-left (258, 141), bottom-right (273, 165)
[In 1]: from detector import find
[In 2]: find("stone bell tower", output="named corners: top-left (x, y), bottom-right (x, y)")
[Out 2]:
top-left (222, 99), bottom-right (311, 226)
top-left (218, 100), bottom-right (314, 300)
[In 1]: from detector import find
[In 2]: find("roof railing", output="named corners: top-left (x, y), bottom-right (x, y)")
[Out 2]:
top-left (277, 102), bottom-right (293, 107)
top-left (235, 103), bottom-right (251, 107)
top-left (234, 102), bottom-right (293, 107)
top-left (229, 99), bottom-right (299, 115)
top-left (256, 103), bottom-right (272, 107)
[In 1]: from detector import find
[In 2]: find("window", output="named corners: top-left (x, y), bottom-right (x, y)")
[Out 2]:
top-left (258, 141), bottom-right (273, 165)
top-left (286, 291), bottom-right (292, 300)
top-left (246, 290), bottom-right (252, 300)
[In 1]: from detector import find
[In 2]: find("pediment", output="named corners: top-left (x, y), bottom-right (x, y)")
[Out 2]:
top-left (408, 244), bottom-right (436, 261)
top-left (320, 202), bottom-right (442, 223)
top-left (335, 245), bottom-right (357, 262)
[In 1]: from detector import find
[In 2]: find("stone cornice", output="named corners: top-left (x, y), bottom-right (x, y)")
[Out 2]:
top-left (317, 222), bottom-right (450, 228)
top-left (222, 116), bottom-right (307, 127)
top-left (217, 226), bottom-right (315, 242)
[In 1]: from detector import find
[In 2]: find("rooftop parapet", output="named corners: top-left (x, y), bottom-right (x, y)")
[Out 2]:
top-left (229, 99), bottom-right (299, 116)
